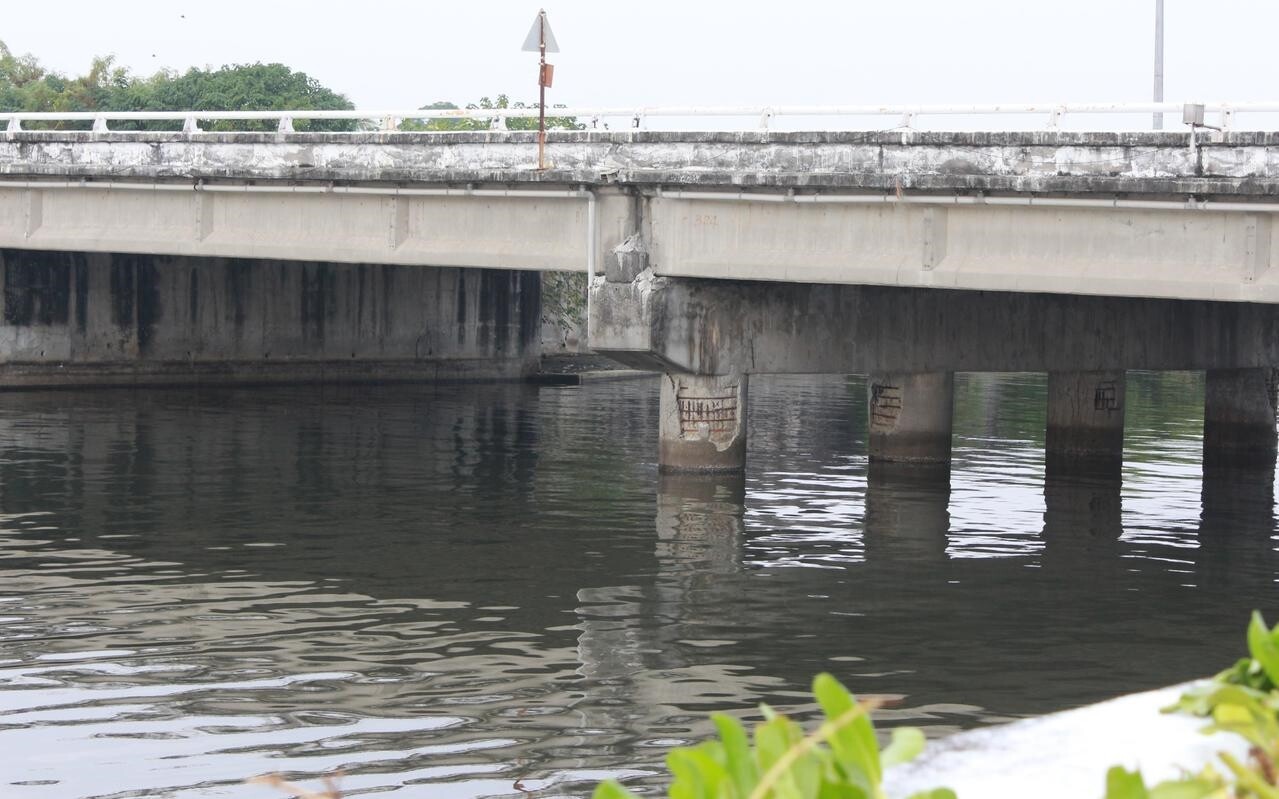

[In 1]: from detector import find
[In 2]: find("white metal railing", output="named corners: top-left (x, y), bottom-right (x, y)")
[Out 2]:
top-left (1, 102), bottom-right (1278, 133)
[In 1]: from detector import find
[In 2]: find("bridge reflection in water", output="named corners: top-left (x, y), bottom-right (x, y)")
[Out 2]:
top-left (0, 373), bottom-right (1275, 797)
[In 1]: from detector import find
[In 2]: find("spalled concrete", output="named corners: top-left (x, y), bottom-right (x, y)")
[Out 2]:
top-left (658, 372), bottom-right (748, 473)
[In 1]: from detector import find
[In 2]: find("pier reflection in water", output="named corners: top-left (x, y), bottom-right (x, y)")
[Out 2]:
top-left (0, 372), bottom-right (1276, 798)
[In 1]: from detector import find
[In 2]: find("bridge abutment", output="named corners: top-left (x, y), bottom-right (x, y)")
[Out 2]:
top-left (1045, 371), bottom-right (1127, 469)
top-left (1203, 368), bottom-right (1278, 467)
top-left (659, 373), bottom-right (748, 473)
top-left (0, 249), bottom-right (541, 387)
top-left (868, 372), bottom-right (954, 465)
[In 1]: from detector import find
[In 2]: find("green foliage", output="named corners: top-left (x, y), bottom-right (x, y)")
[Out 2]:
top-left (111, 63), bottom-right (355, 131)
top-left (543, 270), bottom-right (586, 331)
top-left (591, 673), bottom-right (951, 799)
top-left (1103, 765), bottom-right (1221, 799)
top-left (401, 94), bottom-right (584, 132)
top-left (0, 39), bottom-right (354, 130)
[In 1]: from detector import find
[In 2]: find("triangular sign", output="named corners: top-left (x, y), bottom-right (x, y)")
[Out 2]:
top-left (521, 11), bottom-right (560, 53)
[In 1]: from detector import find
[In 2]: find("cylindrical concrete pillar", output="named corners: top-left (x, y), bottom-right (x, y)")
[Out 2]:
top-left (867, 372), bottom-right (953, 464)
top-left (659, 373), bottom-right (748, 473)
top-left (1045, 370), bottom-right (1126, 466)
top-left (1204, 368), bottom-right (1278, 467)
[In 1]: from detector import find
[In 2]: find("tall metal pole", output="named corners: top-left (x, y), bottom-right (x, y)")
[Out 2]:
top-left (538, 13), bottom-right (547, 170)
top-left (1153, 0), bottom-right (1164, 130)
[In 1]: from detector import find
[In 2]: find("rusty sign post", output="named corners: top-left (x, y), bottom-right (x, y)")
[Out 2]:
top-left (522, 9), bottom-right (559, 170)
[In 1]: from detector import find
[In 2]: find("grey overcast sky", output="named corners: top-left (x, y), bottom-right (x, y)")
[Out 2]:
top-left (2, 0), bottom-right (1276, 115)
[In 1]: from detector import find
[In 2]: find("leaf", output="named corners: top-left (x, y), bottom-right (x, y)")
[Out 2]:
top-left (1211, 702), bottom-right (1252, 726)
top-left (754, 716), bottom-right (800, 778)
top-left (881, 727), bottom-right (926, 769)
top-left (714, 714), bottom-right (758, 799)
top-left (1247, 611), bottom-right (1279, 686)
top-left (592, 780), bottom-right (642, 799)
top-left (812, 674), bottom-right (880, 789)
top-left (903, 790), bottom-right (957, 799)
top-left (1146, 778), bottom-right (1222, 799)
top-left (670, 745), bottom-right (731, 799)
top-left (1104, 766), bottom-right (1149, 799)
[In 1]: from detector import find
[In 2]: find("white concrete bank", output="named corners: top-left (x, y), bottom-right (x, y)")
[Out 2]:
top-left (884, 683), bottom-right (1246, 799)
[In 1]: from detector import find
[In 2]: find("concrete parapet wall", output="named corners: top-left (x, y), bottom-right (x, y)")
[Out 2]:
top-left (0, 249), bottom-right (540, 387)
top-left (4, 130), bottom-right (1279, 195)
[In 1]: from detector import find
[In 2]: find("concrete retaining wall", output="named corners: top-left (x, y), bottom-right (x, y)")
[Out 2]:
top-left (0, 248), bottom-right (541, 387)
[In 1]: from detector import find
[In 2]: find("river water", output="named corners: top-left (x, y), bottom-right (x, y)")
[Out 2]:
top-left (1, 372), bottom-right (1275, 798)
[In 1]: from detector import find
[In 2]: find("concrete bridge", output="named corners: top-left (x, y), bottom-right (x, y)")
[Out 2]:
top-left (2, 109), bottom-right (1279, 474)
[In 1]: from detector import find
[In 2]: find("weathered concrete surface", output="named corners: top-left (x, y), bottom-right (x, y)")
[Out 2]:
top-left (0, 249), bottom-right (540, 387)
top-left (1046, 370), bottom-right (1127, 464)
top-left (6, 130), bottom-right (1279, 194)
top-left (591, 273), bottom-right (1279, 376)
top-left (868, 372), bottom-right (954, 464)
top-left (885, 683), bottom-right (1246, 799)
top-left (1203, 367), bottom-right (1278, 466)
top-left (658, 372), bottom-right (748, 472)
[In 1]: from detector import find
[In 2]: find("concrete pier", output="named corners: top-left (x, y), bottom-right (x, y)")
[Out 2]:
top-left (1203, 368), bottom-right (1278, 466)
top-left (1045, 371), bottom-right (1127, 467)
top-left (658, 373), bottom-right (748, 473)
top-left (868, 372), bottom-right (954, 465)
top-left (659, 373), bottom-right (746, 473)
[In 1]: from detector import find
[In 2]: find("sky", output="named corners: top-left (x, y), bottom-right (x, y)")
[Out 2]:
top-left (2, 0), bottom-right (1277, 128)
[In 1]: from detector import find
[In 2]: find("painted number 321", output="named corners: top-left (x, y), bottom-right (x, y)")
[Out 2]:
top-left (693, 214), bottom-right (718, 226)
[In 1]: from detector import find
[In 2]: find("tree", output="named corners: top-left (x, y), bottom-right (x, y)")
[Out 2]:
top-left (0, 40), bottom-right (355, 131)
top-left (110, 63), bottom-right (356, 131)
top-left (400, 94), bottom-right (584, 132)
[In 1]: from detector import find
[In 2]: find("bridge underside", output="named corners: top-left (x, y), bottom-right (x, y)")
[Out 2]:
top-left (0, 248), bottom-right (540, 387)
top-left (591, 273), bottom-right (1279, 473)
